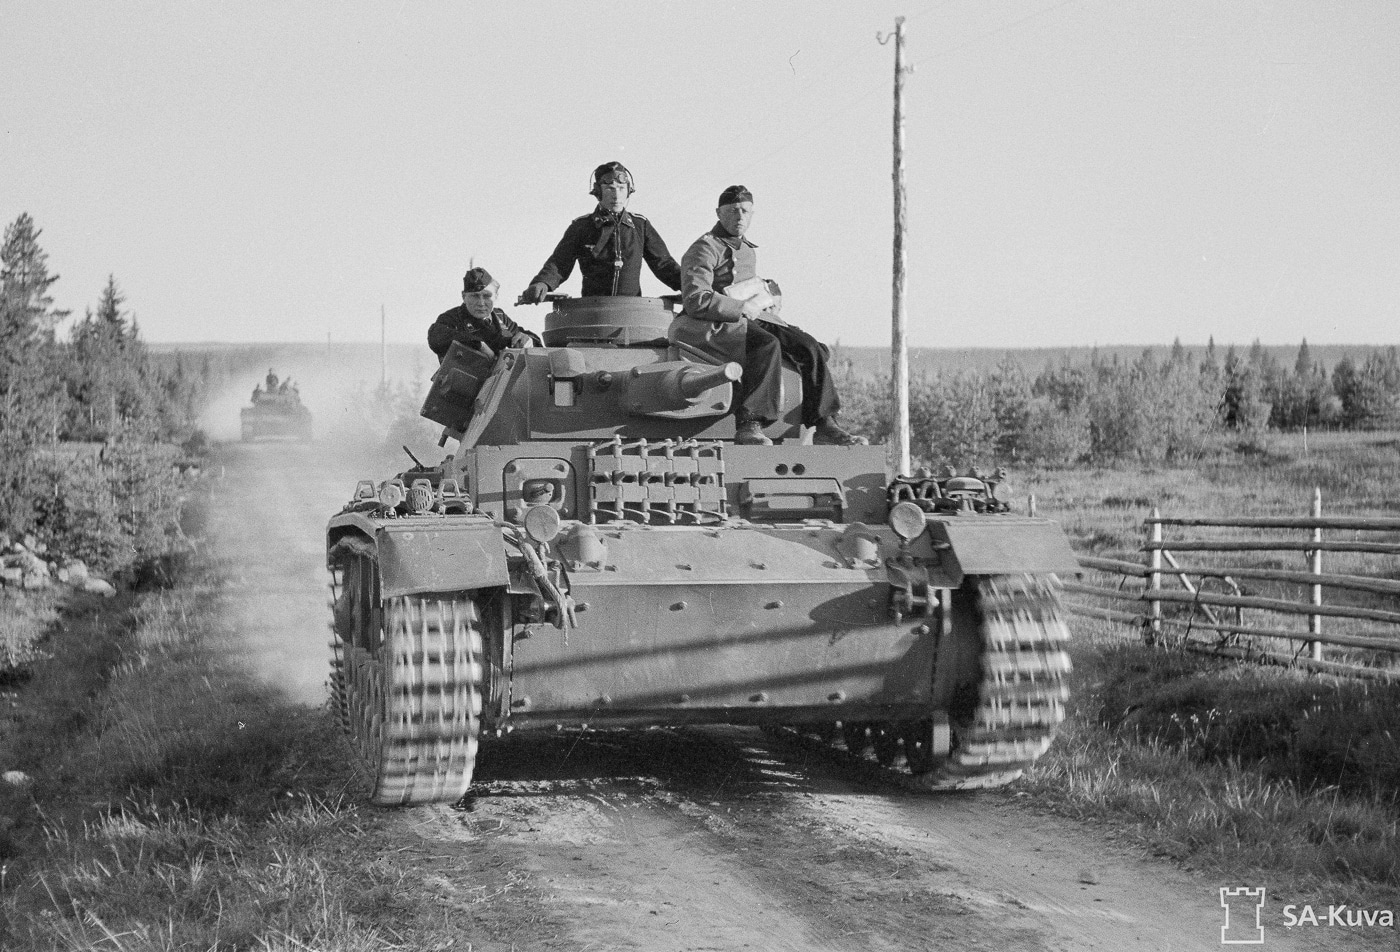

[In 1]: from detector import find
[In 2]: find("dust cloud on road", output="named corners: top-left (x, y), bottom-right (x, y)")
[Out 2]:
top-left (202, 438), bottom-right (401, 706)
top-left (201, 437), bottom-right (1391, 952)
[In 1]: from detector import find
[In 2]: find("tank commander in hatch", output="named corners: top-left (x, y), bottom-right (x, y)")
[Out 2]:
top-left (517, 161), bottom-right (682, 303)
top-left (675, 185), bottom-right (866, 447)
top-left (428, 266), bottom-right (541, 363)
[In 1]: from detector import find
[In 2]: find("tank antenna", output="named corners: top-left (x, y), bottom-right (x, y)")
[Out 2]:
top-left (402, 445), bottom-right (425, 469)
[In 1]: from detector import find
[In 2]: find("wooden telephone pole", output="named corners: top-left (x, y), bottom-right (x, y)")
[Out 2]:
top-left (883, 17), bottom-right (912, 476)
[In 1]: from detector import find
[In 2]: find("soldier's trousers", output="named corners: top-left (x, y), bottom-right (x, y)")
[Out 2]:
top-left (737, 319), bottom-right (840, 427)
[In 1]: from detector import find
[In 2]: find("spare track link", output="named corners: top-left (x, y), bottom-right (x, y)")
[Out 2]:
top-left (331, 551), bottom-right (483, 806)
top-left (912, 573), bottom-right (1072, 790)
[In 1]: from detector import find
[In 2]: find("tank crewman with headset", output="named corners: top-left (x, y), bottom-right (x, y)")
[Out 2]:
top-left (517, 161), bottom-right (682, 302)
top-left (428, 266), bottom-right (541, 363)
top-left (676, 185), bottom-right (866, 447)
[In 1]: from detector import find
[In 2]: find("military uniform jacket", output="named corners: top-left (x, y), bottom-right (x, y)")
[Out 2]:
top-left (428, 305), bottom-right (540, 359)
top-left (529, 208), bottom-right (682, 297)
top-left (671, 223), bottom-right (760, 364)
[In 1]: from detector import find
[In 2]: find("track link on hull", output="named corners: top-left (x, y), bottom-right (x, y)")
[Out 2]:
top-left (331, 552), bottom-right (482, 806)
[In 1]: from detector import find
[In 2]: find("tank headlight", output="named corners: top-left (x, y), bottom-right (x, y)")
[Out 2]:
top-left (378, 482), bottom-right (404, 509)
top-left (888, 500), bottom-right (927, 542)
top-left (523, 504), bottom-right (562, 544)
top-left (406, 479), bottom-right (434, 514)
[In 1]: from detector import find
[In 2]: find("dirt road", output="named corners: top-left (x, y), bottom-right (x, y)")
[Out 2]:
top-left (206, 441), bottom-right (1392, 952)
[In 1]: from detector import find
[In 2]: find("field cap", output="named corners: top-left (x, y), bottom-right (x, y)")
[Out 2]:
top-left (462, 267), bottom-right (496, 293)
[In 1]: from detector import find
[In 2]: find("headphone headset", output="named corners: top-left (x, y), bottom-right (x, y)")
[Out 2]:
top-left (589, 161), bottom-right (635, 198)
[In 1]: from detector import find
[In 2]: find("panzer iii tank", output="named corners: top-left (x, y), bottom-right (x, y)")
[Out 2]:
top-left (242, 371), bottom-right (313, 442)
top-left (326, 297), bottom-right (1078, 805)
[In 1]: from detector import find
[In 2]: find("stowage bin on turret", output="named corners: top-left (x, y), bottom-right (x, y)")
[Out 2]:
top-left (326, 297), bottom-right (1080, 805)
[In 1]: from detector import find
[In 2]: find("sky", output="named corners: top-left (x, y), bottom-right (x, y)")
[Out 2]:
top-left (4, 1), bottom-right (1397, 350)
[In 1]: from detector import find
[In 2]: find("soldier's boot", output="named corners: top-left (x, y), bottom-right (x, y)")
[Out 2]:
top-left (734, 419), bottom-right (774, 446)
top-left (813, 418), bottom-right (868, 446)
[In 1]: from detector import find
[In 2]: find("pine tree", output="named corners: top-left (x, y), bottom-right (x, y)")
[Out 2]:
top-left (1294, 338), bottom-right (1313, 377)
top-left (0, 213), bottom-right (69, 533)
top-left (1, 213), bottom-right (68, 340)
top-left (69, 275), bottom-right (156, 439)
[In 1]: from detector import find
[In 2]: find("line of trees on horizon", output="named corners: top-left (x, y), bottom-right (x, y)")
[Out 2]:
top-left (835, 337), bottom-right (1400, 470)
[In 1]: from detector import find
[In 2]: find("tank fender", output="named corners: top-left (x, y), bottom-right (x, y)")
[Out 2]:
top-left (328, 513), bottom-right (509, 598)
top-left (923, 516), bottom-right (1080, 577)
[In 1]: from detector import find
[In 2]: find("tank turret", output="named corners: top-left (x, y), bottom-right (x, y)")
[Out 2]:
top-left (421, 297), bottom-right (800, 446)
top-left (327, 295), bottom-right (1079, 806)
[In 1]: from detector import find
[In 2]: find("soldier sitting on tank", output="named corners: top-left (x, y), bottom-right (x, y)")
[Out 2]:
top-left (266, 369), bottom-right (279, 390)
top-left (517, 161), bottom-right (682, 303)
top-left (428, 266), bottom-right (541, 363)
top-left (676, 185), bottom-right (866, 447)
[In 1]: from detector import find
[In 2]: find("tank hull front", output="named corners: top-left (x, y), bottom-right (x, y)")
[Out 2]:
top-left (241, 406), bottom-right (313, 441)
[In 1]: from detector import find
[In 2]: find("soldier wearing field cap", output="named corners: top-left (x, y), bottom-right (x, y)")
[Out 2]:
top-left (518, 161), bottom-right (682, 302)
top-left (675, 185), bottom-right (865, 446)
top-left (428, 266), bottom-right (540, 362)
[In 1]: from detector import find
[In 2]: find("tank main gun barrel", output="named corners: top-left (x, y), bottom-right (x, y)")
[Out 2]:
top-left (675, 362), bottom-right (742, 398)
top-left (621, 360), bottom-right (742, 414)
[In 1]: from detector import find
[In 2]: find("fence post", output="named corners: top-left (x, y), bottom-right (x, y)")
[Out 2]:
top-left (1148, 506), bottom-right (1162, 644)
top-left (1309, 486), bottom-right (1323, 662)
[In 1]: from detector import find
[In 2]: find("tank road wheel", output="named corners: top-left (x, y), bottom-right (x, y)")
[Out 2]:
top-left (911, 574), bottom-right (1072, 792)
top-left (899, 718), bottom-right (941, 775)
top-left (871, 722), bottom-right (903, 768)
top-left (329, 545), bottom-right (483, 806)
top-left (841, 721), bottom-right (872, 756)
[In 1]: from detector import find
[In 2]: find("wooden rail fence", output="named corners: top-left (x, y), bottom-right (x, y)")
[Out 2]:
top-left (1061, 489), bottom-right (1400, 681)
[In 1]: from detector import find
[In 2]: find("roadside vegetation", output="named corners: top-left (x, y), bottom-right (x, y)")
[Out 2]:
top-left (2, 213), bottom-right (213, 583)
top-left (0, 554), bottom-right (484, 950)
top-left (1018, 434), bottom-right (1400, 909)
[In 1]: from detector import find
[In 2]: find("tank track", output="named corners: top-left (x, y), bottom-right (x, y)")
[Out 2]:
top-left (326, 560), bottom-right (1065, 801)
top-left (330, 553), bottom-right (482, 806)
top-left (802, 574), bottom-right (1071, 790)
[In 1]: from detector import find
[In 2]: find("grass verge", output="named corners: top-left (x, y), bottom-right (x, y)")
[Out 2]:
top-left (0, 557), bottom-right (523, 951)
top-left (1021, 617), bottom-right (1400, 911)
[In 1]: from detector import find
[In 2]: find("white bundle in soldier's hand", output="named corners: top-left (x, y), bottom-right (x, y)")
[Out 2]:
top-left (724, 277), bottom-right (786, 326)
